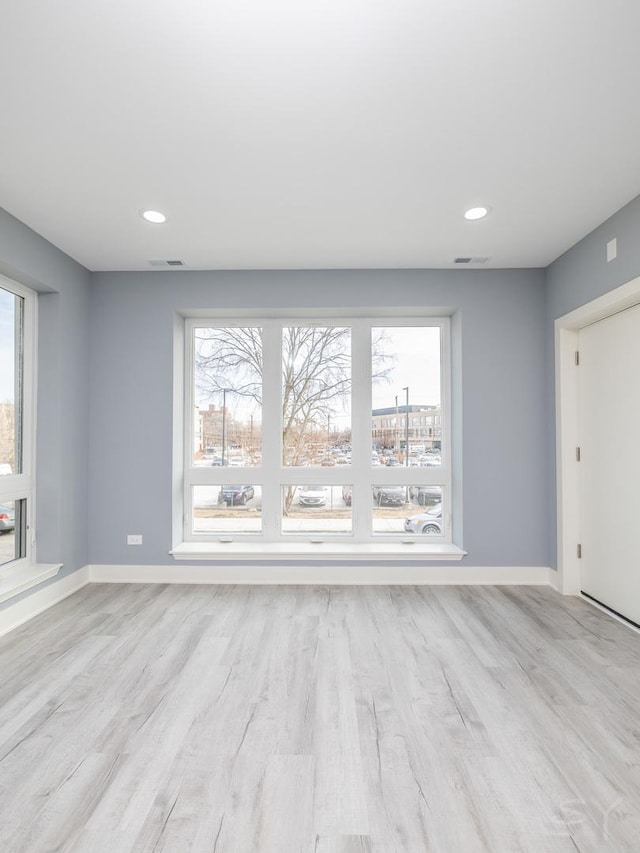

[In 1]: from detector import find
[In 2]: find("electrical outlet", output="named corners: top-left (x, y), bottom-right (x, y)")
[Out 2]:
top-left (607, 237), bottom-right (617, 262)
top-left (127, 534), bottom-right (143, 545)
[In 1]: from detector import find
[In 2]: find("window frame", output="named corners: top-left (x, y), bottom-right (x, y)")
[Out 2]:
top-left (180, 313), bottom-right (453, 549)
top-left (0, 275), bottom-right (37, 581)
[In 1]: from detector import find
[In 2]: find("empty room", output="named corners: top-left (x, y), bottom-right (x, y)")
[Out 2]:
top-left (1, 2), bottom-right (639, 851)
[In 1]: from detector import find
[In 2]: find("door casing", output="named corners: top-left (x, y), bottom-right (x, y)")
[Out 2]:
top-left (555, 274), bottom-right (640, 595)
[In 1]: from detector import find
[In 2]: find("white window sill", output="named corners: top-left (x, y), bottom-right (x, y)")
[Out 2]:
top-left (0, 561), bottom-right (63, 605)
top-left (171, 541), bottom-right (466, 561)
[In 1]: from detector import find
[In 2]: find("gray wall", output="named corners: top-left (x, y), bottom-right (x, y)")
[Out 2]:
top-left (0, 207), bottom-right (91, 609)
top-left (13, 181), bottom-right (636, 579)
top-left (89, 269), bottom-right (548, 567)
top-left (545, 193), bottom-right (640, 568)
top-left (546, 195), bottom-right (640, 320)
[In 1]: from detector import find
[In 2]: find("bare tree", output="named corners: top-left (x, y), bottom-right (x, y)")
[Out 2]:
top-left (281, 326), bottom-right (351, 464)
top-left (195, 328), bottom-right (263, 404)
top-left (0, 402), bottom-right (15, 470)
top-left (195, 325), bottom-right (394, 511)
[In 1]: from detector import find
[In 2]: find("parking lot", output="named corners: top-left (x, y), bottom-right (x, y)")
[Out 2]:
top-left (193, 484), bottom-right (440, 535)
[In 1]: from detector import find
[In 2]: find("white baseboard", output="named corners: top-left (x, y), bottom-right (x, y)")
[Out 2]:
top-left (0, 565), bottom-right (557, 637)
top-left (90, 563), bottom-right (554, 586)
top-left (0, 566), bottom-right (90, 638)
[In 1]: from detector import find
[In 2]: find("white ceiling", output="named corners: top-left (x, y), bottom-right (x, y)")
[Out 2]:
top-left (1, 0), bottom-right (640, 272)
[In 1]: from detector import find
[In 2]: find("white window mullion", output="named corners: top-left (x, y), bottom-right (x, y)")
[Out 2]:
top-left (439, 319), bottom-right (452, 475)
top-left (351, 320), bottom-right (371, 543)
top-left (439, 319), bottom-right (452, 541)
top-left (183, 321), bottom-right (196, 541)
top-left (261, 322), bottom-right (281, 541)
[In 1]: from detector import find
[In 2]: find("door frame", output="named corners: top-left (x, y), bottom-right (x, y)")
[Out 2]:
top-left (555, 274), bottom-right (640, 594)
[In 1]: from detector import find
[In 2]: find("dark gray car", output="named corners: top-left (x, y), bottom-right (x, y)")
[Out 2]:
top-left (218, 485), bottom-right (255, 506)
top-left (372, 485), bottom-right (406, 506)
top-left (409, 485), bottom-right (442, 506)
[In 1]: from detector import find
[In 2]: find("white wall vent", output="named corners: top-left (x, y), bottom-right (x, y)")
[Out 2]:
top-left (453, 257), bottom-right (490, 264)
top-left (149, 259), bottom-right (186, 267)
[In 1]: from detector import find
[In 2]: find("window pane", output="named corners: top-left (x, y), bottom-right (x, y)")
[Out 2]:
top-left (281, 485), bottom-right (352, 535)
top-left (193, 328), bottom-right (262, 467)
top-left (282, 327), bottom-right (351, 466)
top-left (371, 327), bottom-right (441, 466)
top-left (0, 287), bottom-right (23, 475)
top-left (372, 485), bottom-right (443, 535)
top-left (193, 485), bottom-right (261, 535)
top-left (0, 499), bottom-right (25, 565)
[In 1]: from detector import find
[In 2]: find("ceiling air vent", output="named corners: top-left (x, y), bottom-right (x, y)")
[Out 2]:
top-left (454, 257), bottom-right (490, 264)
top-left (149, 259), bottom-right (185, 267)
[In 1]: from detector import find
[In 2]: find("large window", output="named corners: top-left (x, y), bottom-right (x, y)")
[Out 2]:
top-left (0, 277), bottom-right (35, 576)
top-left (182, 316), bottom-right (451, 547)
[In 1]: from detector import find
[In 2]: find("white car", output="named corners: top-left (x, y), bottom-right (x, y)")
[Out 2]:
top-left (0, 504), bottom-right (15, 531)
top-left (419, 455), bottom-right (441, 467)
top-left (299, 485), bottom-right (327, 507)
top-left (403, 503), bottom-right (442, 535)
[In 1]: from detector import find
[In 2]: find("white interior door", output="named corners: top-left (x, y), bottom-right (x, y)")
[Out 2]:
top-left (578, 302), bottom-right (640, 625)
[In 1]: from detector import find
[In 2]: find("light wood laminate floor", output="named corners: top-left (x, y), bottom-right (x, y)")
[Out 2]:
top-left (1, 584), bottom-right (639, 852)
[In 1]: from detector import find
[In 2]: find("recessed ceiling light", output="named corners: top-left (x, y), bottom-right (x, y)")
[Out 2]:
top-left (464, 206), bottom-right (491, 221)
top-left (141, 209), bottom-right (166, 224)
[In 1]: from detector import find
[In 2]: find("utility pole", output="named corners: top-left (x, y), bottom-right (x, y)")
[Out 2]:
top-left (395, 394), bottom-right (399, 454)
top-left (402, 386), bottom-right (409, 466)
top-left (221, 388), bottom-right (231, 466)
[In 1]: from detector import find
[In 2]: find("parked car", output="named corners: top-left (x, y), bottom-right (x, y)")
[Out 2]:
top-left (218, 485), bottom-right (255, 505)
top-left (299, 485), bottom-right (327, 507)
top-left (419, 456), bottom-right (441, 467)
top-left (386, 457), bottom-right (402, 467)
top-left (409, 485), bottom-right (442, 506)
top-left (404, 503), bottom-right (443, 535)
top-left (342, 485), bottom-right (352, 506)
top-left (227, 456), bottom-right (248, 466)
top-left (0, 504), bottom-right (15, 532)
top-left (373, 485), bottom-right (406, 506)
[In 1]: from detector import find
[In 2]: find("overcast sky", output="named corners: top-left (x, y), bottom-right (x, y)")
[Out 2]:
top-left (196, 325), bottom-right (441, 432)
top-left (328, 325), bottom-right (442, 429)
top-left (0, 289), bottom-right (16, 403)
top-left (372, 326), bottom-right (441, 409)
